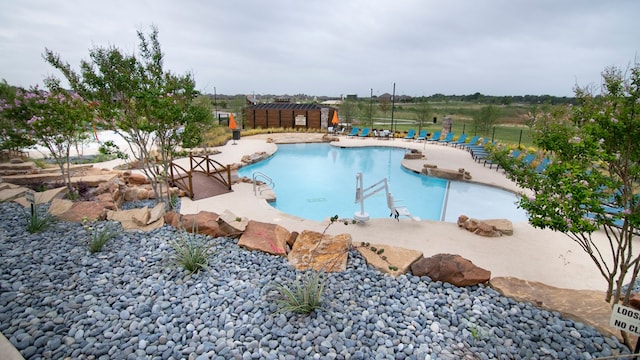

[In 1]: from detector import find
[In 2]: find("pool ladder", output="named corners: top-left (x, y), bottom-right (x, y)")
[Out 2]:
top-left (252, 171), bottom-right (275, 197)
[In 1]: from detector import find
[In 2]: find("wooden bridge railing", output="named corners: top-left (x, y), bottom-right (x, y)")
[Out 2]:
top-left (168, 161), bottom-right (193, 198)
top-left (189, 153), bottom-right (232, 190)
top-left (169, 153), bottom-right (231, 199)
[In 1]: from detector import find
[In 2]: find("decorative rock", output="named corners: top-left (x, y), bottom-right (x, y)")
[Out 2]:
top-left (288, 230), bottom-right (351, 272)
top-left (355, 242), bottom-right (423, 276)
top-left (131, 207), bottom-right (151, 226)
top-left (423, 167), bottom-right (464, 180)
top-left (404, 150), bottom-right (423, 160)
top-left (238, 220), bottom-right (290, 257)
top-left (457, 215), bottom-right (505, 237)
top-left (164, 211), bottom-right (182, 228)
top-left (411, 253), bottom-right (491, 287)
top-left (216, 210), bottom-right (248, 235)
top-left (483, 219), bottom-right (513, 236)
top-left (287, 231), bottom-right (299, 249)
top-left (106, 208), bottom-right (164, 231)
top-left (176, 211), bottom-right (224, 237)
top-left (123, 173), bottom-right (149, 185)
top-left (147, 202), bottom-right (165, 225)
top-left (490, 276), bottom-right (618, 339)
top-left (123, 187), bottom-right (150, 201)
top-left (52, 199), bottom-right (114, 222)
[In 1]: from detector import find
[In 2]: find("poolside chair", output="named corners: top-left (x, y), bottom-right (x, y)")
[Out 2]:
top-left (449, 133), bottom-right (467, 147)
top-left (426, 131), bottom-right (441, 142)
top-left (415, 129), bottom-right (428, 141)
top-left (386, 192), bottom-right (419, 221)
top-left (347, 127), bottom-right (359, 137)
top-left (486, 149), bottom-right (520, 170)
top-left (456, 135), bottom-right (479, 149)
top-left (521, 154), bottom-right (536, 167)
top-left (534, 157), bottom-right (550, 173)
top-left (471, 140), bottom-right (497, 162)
top-left (438, 132), bottom-right (454, 145)
top-left (359, 127), bottom-right (370, 138)
top-left (403, 129), bottom-right (416, 141)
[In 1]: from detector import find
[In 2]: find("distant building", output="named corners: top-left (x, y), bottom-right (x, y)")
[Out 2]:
top-left (244, 103), bottom-right (338, 130)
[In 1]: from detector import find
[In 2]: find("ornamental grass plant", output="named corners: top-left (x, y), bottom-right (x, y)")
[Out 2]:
top-left (24, 205), bottom-right (55, 234)
top-left (272, 270), bottom-right (325, 315)
top-left (170, 229), bottom-right (214, 274)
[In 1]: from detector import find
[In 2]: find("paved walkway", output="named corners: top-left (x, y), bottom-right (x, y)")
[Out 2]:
top-left (177, 133), bottom-right (620, 292)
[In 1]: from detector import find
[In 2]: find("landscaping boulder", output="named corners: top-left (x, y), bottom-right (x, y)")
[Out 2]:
top-left (356, 242), bottom-right (423, 276)
top-left (238, 220), bottom-right (290, 257)
top-left (52, 199), bottom-right (115, 222)
top-left (288, 230), bottom-right (351, 272)
top-left (217, 209), bottom-right (248, 236)
top-left (457, 215), bottom-right (508, 237)
top-left (411, 253), bottom-right (490, 287)
top-left (106, 207), bottom-right (164, 231)
top-left (174, 211), bottom-right (225, 237)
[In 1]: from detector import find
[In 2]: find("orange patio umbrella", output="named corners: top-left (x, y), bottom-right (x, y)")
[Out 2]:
top-left (228, 113), bottom-right (237, 130)
top-left (331, 110), bottom-right (339, 125)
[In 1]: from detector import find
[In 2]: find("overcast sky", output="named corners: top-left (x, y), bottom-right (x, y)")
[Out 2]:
top-left (1, 0), bottom-right (638, 98)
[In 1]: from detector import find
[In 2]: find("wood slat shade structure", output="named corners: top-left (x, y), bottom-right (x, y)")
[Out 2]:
top-left (244, 103), bottom-right (337, 130)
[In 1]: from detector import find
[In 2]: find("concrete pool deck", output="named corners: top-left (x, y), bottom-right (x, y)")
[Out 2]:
top-left (176, 133), bottom-right (615, 292)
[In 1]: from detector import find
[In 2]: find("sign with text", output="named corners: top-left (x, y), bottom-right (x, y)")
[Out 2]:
top-left (610, 304), bottom-right (640, 336)
top-left (295, 115), bottom-right (306, 126)
top-left (25, 190), bottom-right (35, 204)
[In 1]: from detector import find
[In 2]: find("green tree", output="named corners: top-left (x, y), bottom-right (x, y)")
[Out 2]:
top-left (339, 99), bottom-right (357, 126)
top-left (495, 63), bottom-right (640, 344)
top-left (472, 105), bottom-right (499, 135)
top-left (2, 80), bottom-right (94, 194)
top-left (357, 100), bottom-right (377, 129)
top-left (44, 26), bottom-right (211, 209)
top-left (413, 102), bottom-right (432, 132)
top-left (229, 95), bottom-right (246, 130)
top-left (379, 97), bottom-right (391, 117)
top-left (0, 80), bottom-right (37, 155)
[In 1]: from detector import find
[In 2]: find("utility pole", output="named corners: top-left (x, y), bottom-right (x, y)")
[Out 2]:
top-left (369, 88), bottom-right (373, 129)
top-left (214, 87), bottom-right (218, 123)
top-left (391, 82), bottom-right (396, 135)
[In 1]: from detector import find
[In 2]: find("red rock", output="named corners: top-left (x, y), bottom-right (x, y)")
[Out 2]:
top-left (179, 211), bottom-right (223, 237)
top-left (411, 253), bottom-right (491, 287)
top-left (238, 220), bottom-right (290, 257)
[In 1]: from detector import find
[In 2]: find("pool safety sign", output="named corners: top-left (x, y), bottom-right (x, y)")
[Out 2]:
top-left (610, 304), bottom-right (640, 336)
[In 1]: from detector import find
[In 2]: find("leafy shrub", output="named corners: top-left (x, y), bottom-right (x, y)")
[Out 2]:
top-left (272, 271), bottom-right (325, 315)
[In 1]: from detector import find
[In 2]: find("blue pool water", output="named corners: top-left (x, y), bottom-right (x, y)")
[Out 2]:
top-left (237, 143), bottom-right (529, 222)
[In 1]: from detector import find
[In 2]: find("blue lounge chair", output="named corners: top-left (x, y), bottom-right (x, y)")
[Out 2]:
top-left (521, 154), bottom-right (536, 167)
top-left (456, 135), bottom-right (479, 149)
top-left (403, 129), bottom-right (416, 140)
top-left (415, 129), bottom-right (428, 141)
top-left (359, 128), bottom-right (370, 138)
top-left (471, 140), bottom-right (497, 162)
top-left (347, 127), bottom-right (359, 137)
top-left (438, 132), bottom-right (454, 145)
top-left (489, 149), bottom-right (521, 170)
top-left (449, 133), bottom-right (467, 147)
top-left (534, 157), bottom-right (550, 173)
top-left (426, 131), bottom-right (441, 142)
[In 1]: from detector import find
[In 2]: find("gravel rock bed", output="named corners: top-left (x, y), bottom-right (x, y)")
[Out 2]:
top-left (0, 201), bottom-right (630, 359)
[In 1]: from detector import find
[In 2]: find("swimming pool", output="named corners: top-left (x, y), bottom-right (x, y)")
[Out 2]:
top-left (237, 143), bottom-right (529, 223)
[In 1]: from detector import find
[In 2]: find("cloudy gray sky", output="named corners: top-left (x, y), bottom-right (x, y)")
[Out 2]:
top-left (1, 0), bottom-right (638, 97)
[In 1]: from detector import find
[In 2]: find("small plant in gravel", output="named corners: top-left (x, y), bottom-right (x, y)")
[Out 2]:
top-left (169, 229), bottom-right (214, 274)
top-left (272, 270), bottom-right (325, 315)
top-left (82, 217), bottom-right (117, 253)
top-left (24, 205), bottom-right (55, 233)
